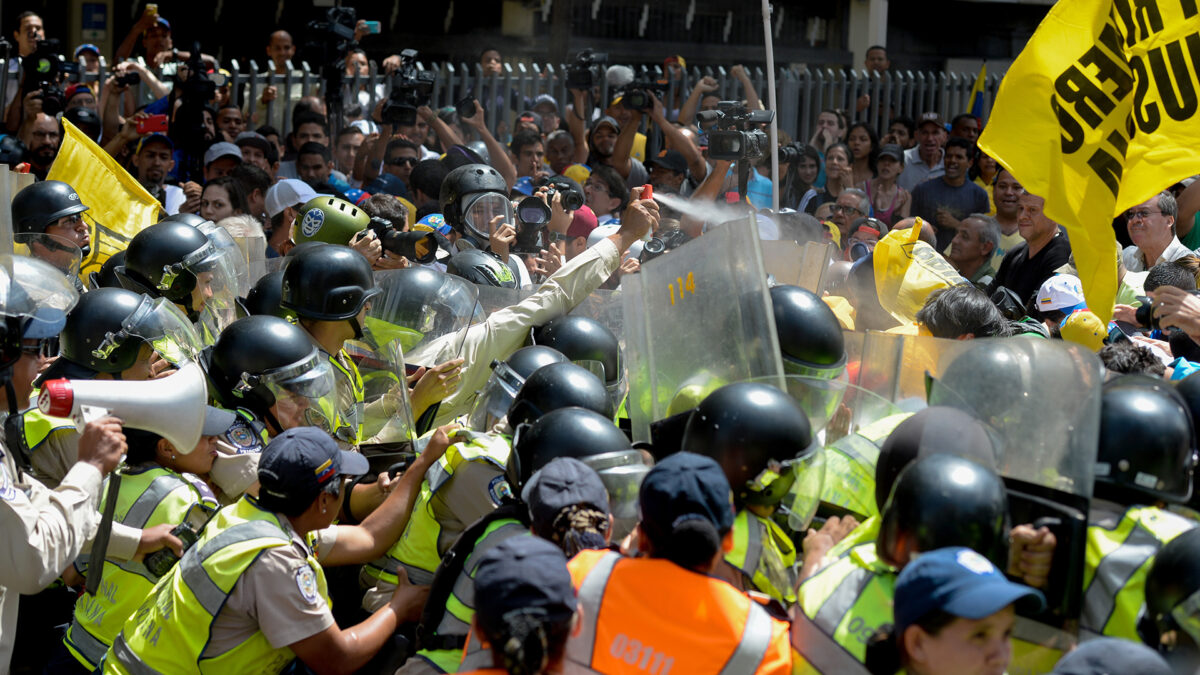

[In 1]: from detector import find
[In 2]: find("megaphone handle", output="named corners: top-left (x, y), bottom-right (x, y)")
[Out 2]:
top-left (85, 468), bottom-right (122, 596)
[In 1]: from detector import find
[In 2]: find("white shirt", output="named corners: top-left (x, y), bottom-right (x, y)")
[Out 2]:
top-left (1121, 237), bottom-right (1194, 272)
top-left (898, 146), bottom-right (944, 192)
top-left (164, 184), bottom-right (186, 215)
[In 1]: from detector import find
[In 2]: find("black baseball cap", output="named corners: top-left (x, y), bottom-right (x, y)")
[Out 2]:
top-left (638, 451), bottom-right (735, 539)
top-left (522, 457), bottom-right (610, 539)
top-left (648, 149), bottom-right (688, 176)
top-left (878, 143), bottom-right (904, 163)
top-left (257, 427), bottom-right (368, 504)
top-left (474, 536), bottom-right (577, 639)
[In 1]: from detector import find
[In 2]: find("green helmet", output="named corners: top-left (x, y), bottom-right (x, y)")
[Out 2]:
top-left (292, 196), bottom-right (369, 246)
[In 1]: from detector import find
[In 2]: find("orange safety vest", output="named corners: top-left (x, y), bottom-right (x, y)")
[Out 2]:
top-left (564, 549), bottom-right (794, 674)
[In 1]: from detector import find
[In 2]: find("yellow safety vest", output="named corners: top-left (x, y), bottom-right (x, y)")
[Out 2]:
top-left (20, 403), bottom-right (74, 456)
top-left (792, 542), bottom-right (893, 675)
top-left (725, 509), bottom-right (797, 605)
top-left (102, 497), bottom-right (329, 675)
top-left (1081, 505), bottom-right (1196, 640)
top-left (365, 432), bottom-right (512, 586)
top-left (328, 349), bottom-right (365, 445)
top-left (65, 467), bottom-right (216, 669)
top-left (416, 520), bottom-right (530, 673)
top-left (820, 413), bottom-right (911, 520)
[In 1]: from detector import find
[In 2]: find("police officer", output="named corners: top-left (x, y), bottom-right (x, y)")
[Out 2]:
top-left (467, 346), bottom-right (566, 432)
top-left (280, 243), bottom-right (381, 447)
top-left (1080, 379), bottom-right (1196, 641)
top-left (531, 314), bottom-right (625, 414)
top-left (392, 174), bottom-right (656, 426)
top-left (682, 381), bottom-right (823, 606)
top-left (18, 287), bottom-right (203, 489)
top-left (1140, 526), bottom-right (1200, 672)
top-left (115, 219), bottom-right (240, 341)
top-left (446, 248), bottom-right (518, 288)
top-left (563, 452), bottom-right (796, 673)
top-left (0, 254), bottom-right (127, 672)
top-left (236, 269), bottom-right (294, 320)
top-left (11, 180), bottom-right (91, 284)
top-left (793, 454), bottom-right (1011, 674)
top-left (101, 426), bottom-right (453, 674)
top-left (457, 537), bottom-right (578, 675)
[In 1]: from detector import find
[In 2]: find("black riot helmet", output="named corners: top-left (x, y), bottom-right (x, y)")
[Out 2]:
top-left (88, 250), bottom-right (126, 290)
top-left (874, 406), bottom-right (999, 511)
top-left (53, 288), bottom-right (149, 376)
top-left (681, 381), bottom-right (820, 508)
top-left (11, 180), bottom-right (89, 235)
top-left (237, 270), bottom-right (294, 320)
top-left (531, 316), bottom-right (621, 388)
top-left (116, 221), bottom-right (215, 305)
top-left (1140, 527), bottom-right (1200, 664)
top-left (158, 212), bottom-right (214, 229)
top-left (513, 406), bottom-right (633, 486)
top-left (507, 362), bottom-right (611, 428)
top-left (1097, 380), bottom-right (1195, 505)
top-left (769, 285), bottom-right (846, 378)
top-left (469, 346), bottom-right (568, 432)
top-left (206, 315), bottom-right (335, 432)
top-left (446, 248), bottom-right (517, 288)
top-left (878, 453), bottom-right (1010, 569)
top-left (507, 346), bottom-right (568, 379)
top-left (440, 163), bottom-right (509, 241)
top-left (280, 243), bottom-right (381, 336)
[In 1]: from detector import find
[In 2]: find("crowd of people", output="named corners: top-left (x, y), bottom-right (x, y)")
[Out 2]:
top-left (7, 6), bottom-right (1200, 675)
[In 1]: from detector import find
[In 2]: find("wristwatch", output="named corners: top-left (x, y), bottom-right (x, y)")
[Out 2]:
top-left (549, 232), bottom-right (569, 242)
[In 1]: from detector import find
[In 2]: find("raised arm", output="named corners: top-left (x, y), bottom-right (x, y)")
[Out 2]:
top-left (461, 99), bottom-right (516, 190)
top-left (678, 76), bottom-right (718, 127)
top-left (608, 110), bottom-right (640, 179)
top-left (568, 89), bottom-right (590, 164)
top-left (418, 105), bottom-right (464, 153)
top-left (730, 65), bottom-right (761, 111)
top-left (649, 94), bottom-right (705, 181)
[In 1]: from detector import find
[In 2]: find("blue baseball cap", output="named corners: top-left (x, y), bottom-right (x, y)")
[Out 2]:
top-left (364, 173), bottom-right (408, 198)
top-left (474, 536), bottom-right (576, 639)
top-left (135, 133), bottom-right (173, 154)
top-left (638, 452), bottom-right (735, 539)
top-left (894, 547), bottom-right (1045, 637)
top-left (257, 427), bottom-right (368, 504)
top-left (74, 44), bottom-right (100, 59)
top-left (522, 457), bottom-right (610, 540)
top-left (414, 213), bottom-right (451, 236)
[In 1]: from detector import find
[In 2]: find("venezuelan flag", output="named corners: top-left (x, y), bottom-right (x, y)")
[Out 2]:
top-left (967, 62), bottom-right (987, 119)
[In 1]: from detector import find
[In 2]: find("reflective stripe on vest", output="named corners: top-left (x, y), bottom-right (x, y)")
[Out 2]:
top-left (329, 349), bottom-right (365, 445)
top-left (370, 433), bottom-right (512, 585)
top-left (793, 544), bottom-right (886, 673)
top-left (440, 522), bottom-right (530, 635)
top-left (106, 498), bottom-right (313, 675)
top-left (726, 510), bottom-right (797, 605)
top-left (567, 551), bottom-right (773, 673)
top-left (66, 470), bottom-right (204, 668)
top-left (1081, 506), bottom-right (1195, 639)
top-left (791, 609), bottom-right (870, 675)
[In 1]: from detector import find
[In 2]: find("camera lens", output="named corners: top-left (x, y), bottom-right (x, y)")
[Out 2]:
top-left (517, 196), bottom-right (551, 226)
top-left (1135, 303), bottom-right (1157, 329)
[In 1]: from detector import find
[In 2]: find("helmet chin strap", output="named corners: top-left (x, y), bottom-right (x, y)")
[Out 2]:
top-left (348, 316), bottom-right (364, 340)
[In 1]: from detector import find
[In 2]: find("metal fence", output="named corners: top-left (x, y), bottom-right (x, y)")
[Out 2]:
top-left (4, 56), bottom-right (1001, 144)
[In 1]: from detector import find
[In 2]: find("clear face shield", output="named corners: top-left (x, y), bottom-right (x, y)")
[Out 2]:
top-left (0, 253), bottom-right (80, 349)
top-left (91, 295), bottom-right (204, 369)
top-left (14, 232), bottom-right (82, 280)
top-left (235, 350), bottom-right (338, 433)
top-left (468, 360), bottom-right (527, 432)
top-left (741, 445), bottom-right (826, 533)
top-left (172, 226), bottom-right (240, 338)
top-left (345, 331), bottom-right (418, 446)
top-left (578, 450), bottom-right (650, 541)
top-left (462, 192), bottom-right (515, 242)
top-left (574, 358), bottom-right (628, 417)
top-left (367, 270), bottom-right (484, 364)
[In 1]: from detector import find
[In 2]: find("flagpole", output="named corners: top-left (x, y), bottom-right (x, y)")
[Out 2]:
top-left (762, 0), bottom-right (780, 213)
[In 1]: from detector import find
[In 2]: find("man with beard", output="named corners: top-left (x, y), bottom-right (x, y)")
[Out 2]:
top-left (22, 112), bottom-right (60, 180)
top-left (133, 134), bottom-right (185, 215)
top-left (587, 116), bottom-right (648, 189)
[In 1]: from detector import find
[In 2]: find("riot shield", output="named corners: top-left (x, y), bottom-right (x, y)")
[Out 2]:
top-left (927, 338), bottom-right (1102, 671)
top-left (224, 224), bottom-right (269, 296)
top-left (367, 268), bottom-right (485, 366)
top-left (851, 330), bottom-right (973, 411)
top-left (622, 216), bottom-right (784, 443)
top-left (762, 240), bottom-right (834, 295)
top-left (474, 284), bottom-right (534, 315)
top-left (345, 323), bottom-right (419, 454)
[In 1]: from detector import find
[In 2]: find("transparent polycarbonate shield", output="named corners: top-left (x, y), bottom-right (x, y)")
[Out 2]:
top-left (926, 338), bottom-right (1102, 498)
top-left (344, 331), bottom-right (418, 446)
top-left (580, 450), bottom-right (650, 540)
top-left (188, 224), bottom-right (243, 337)
top-left (367, 268), bottom-right (485, 363)
top-left (762, 240), bottom-right (834, 295)
top-left (779, 446), bottom-right (827, 532)
top-left (852, 331), bottom-right (974, 411)
top-left (244, 350), bottom-right (339, 433)
top-left (568, 289), bottom-right (624, 345)
top-left (0, 253), bottom-right (79, 338)
top-left (467, 360), bottom-right (526, 432)
top-left (462, 193), bottom-right (515, 241)
top-left (91, 295), bottom-right (204, 369)
top-left (223, 223), bottom-right (269, 296)
top-left (622, 216), bottom-right (784, 442)
top-left (14, 232), bottom-right (83, 279)
top-left (0, 171), bottom-right (18, 253)
top-left (475, 284), bottom-right (534, 315)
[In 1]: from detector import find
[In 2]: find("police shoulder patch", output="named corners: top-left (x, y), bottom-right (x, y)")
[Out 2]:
top-left (294, 565), bottom-right (320, 605)
top-left (487, 475), bottom-right (514, 506)
top-left (224, 418), bottom-right (264, 454)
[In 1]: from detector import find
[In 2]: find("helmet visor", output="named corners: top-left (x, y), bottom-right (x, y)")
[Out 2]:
top-left (755, 373), bottom-right (850, 435)
top-left (749, 445), bottom-right (826, 532)
top-left (251, 353), bottom-right (338, 433)
top-left (14, 232), bottom-right (82, 279)
top-left (0, 254), bottom-right (80, 339)
top-left (581, 450), bottom-right (650, 541)
top-left (345, 333), bottom-right (418, 445)
top-left (368, 270), bottom-right (483, 363)
top-left (1172, 587), bottom-right (1200, 652)
top-left (468, 360), bottom-right (527, 432)
top-left (91, 296), bottom-right (204, 368)
top-left (186, 224), bottom-right (242, 334)
top-left (462, 193), bottom-right (514, 241)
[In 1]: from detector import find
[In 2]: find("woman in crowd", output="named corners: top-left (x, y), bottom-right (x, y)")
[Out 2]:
top-left (865, 144), bottom-right (910, 226)
top-left (200, 176), bottom-right (249, 223)
top-left (846, 122), bottom-right (879, 187)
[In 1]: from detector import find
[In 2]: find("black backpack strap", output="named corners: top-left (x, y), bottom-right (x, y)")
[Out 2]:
top-left (415, 500), bottom-right (531, 652)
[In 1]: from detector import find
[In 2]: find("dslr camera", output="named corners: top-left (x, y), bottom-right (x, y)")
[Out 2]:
top-left (364, 216), bottom-right (438, 264)
top-left (23, 39), bottom-right (76, 116)
top-left (534, 175), bottom-right (585, 211)
top-left (567, 48), bottom-right (608, 90)
top-left (777, 141), bottom-right (807, 164)
top-left (383, 49), bottom-right (437, 127)
top-left (1134, 292), bottom-right (1200, 330)
top-left (618, 80), bottom-right (667, 112)
top-left (697, 102), bottom-right (774, 162)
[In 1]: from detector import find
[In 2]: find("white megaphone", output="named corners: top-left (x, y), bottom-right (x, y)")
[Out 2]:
top-left (37, 362), bottom-right (210, 454)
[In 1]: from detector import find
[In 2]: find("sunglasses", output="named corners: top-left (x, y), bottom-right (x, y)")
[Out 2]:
top-left (21, 338), bottom-right (57, 359)
top-left (387, 157), bottom-right (418, 167)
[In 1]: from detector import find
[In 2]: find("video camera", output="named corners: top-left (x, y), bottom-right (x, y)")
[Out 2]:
top-left (23, 39), bottom-right (77, 116)
top-left (383, 49), bottom-right (437, 127)
top-left (618, 80), bottom-right (667, 112)
top-left (697, 102), bottom-right (774, 162)
top-left (364, 216), bottom-right (438, 264)
top-left (308, 6), bottom-right (358, 54)
top-left (566, 48), bottom-right (608, 90)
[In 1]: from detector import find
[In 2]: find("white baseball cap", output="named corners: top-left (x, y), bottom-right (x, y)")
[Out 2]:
top-left (265, 179), bottom-right (319, 218)
top-left (1036, 274), bottom-right (1086, 312)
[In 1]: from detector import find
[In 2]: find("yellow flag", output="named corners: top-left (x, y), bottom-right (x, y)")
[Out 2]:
top-left (873, 218), bottom-right (967, 324)
top-left (46, 119), bottom-right (162, 277)
top-left (978, 0), bottom-right (1200, 324)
